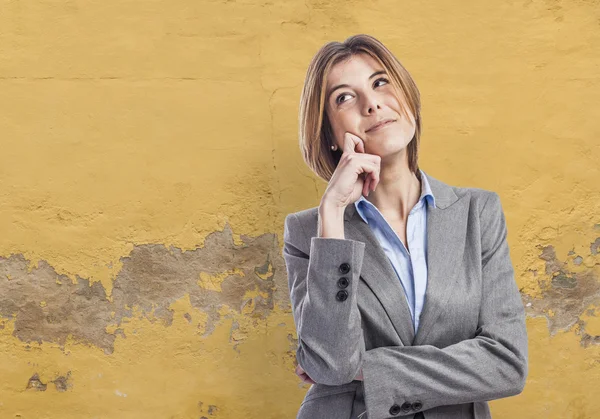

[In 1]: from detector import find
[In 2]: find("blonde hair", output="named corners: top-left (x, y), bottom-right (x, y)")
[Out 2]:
top-left (298, 34), bottom-right (422, 183)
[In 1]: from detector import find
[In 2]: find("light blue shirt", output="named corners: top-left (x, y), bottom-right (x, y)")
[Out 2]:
top-left (354, 169), bottom-right (436, 333)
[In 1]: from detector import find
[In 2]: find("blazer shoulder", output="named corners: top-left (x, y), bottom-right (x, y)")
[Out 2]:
top-left (424, 172), bottom-right (496, 211)
top-left (283, 206), bottom-right (319, 250)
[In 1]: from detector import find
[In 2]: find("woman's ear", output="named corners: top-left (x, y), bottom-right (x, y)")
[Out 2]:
top-left (323, 114), bottom-right (338, 151)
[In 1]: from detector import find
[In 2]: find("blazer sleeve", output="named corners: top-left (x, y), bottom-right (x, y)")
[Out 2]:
top-left (282, 212), bottom-right (367, 386)
top-left (360, 192), bottom-right (529, 418)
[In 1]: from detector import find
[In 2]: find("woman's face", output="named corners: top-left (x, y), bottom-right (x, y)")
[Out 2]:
top-left (324, 53), bottom-right (416, 158)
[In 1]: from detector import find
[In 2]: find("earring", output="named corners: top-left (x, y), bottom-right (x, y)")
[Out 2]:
top-left (331, 144), bottom-right (337, 151)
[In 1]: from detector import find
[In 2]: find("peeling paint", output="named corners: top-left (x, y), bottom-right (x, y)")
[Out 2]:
top-left (523, 238), bottom-right (600, 347)
top-left (0, 223), bottom-right (290, 354)
top-left (25, 372), bottom-right (72, 392)
top-left (25, 374), bottom-right (47, 392)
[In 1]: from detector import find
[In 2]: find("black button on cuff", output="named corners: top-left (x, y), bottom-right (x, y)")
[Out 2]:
top-left (412, 401), bottom-right (423, 410)
top-left (335, 290), bottom-right (348, 301)
top-left (400, 402), bottom-right (412, 413)
top-left (389, 404), bottom-right (401, 415)
top-left (337, 277), bottom-right (349, 288)
top-left (338, 262), bottom-right (351, 274)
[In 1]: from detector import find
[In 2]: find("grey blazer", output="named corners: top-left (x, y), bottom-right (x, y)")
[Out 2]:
top-left (282, 171), bottom-right (528, 419)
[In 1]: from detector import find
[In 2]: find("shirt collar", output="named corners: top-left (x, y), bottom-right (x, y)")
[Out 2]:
top-left (354, 168), bottom-right (436, 224)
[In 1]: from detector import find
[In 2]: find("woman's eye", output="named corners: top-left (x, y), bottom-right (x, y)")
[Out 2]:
top-left (336, 93), bottom-right (351, 104)
top-left (335, 78), bottom-right (389, 105)
top-left (374, 77), bottom-right (389, 87)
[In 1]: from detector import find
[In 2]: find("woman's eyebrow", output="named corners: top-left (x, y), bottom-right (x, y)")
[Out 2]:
top-left (326, 70), bottom-right (387, 101)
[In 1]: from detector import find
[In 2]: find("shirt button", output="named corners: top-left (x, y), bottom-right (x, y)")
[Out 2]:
top-left (337, 277), bottom-right (349, 288)
top-left (389, 404), bottom-right (401, 415)
top-left (338, 262), bottom-right (351, 274)
top-left (335, 290), bottom-right (348, 301)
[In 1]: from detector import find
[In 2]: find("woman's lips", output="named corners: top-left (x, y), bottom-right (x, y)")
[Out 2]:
top-left (367, 119), bottom-right (395, 133)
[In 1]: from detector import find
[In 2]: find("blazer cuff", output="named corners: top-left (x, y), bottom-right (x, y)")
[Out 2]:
top-left (295, 237), bottom-right (366, 384)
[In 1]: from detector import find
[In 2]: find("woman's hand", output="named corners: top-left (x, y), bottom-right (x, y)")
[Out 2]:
top-left (295, 364), bottom-right (316, 384)
top-left (322, 132), bottom-right (381, 209)
top-left (295, 364), bottom-right (364, 383)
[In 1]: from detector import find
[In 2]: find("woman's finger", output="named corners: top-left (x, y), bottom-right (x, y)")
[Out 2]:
top-left (363, 173), bottom-right (370, 197)
top-left (360, 160), bottom-right (380, 196)
top-left (342, 132), bottom-right (365, 155)
top-left (300, 373), bottom-right (316, 384)
top-left (295, 364), bottom-right (316, 384)
top-left (370, 172), bottom-right (378, 191)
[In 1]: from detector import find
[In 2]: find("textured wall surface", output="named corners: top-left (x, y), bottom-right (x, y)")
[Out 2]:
top-left (1, 0), bottom-right (599, 417)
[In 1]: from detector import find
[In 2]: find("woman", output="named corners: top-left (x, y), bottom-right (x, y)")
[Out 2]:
top-left (282, 34), bottom-right (528, 419)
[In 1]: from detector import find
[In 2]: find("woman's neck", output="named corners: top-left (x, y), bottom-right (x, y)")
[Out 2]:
top-left (365, 159), bottom-right (421, 222)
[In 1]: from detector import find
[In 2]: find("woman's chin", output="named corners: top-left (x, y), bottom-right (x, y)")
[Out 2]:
top-left (365, 137), bottom-right (409, 155)
top-left (367, 143), bottom-right (409, 159)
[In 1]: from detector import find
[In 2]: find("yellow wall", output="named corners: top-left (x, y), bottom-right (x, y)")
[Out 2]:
top-left (1, 0), bottom-right (599, 417)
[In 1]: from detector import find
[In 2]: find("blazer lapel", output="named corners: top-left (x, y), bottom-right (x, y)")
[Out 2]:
top-left (342, 171), bottom-right (469, 347)
top-left (413, 173), bottom-right (469, 345)
top-left (344, 214), bottom-right (416, 346)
